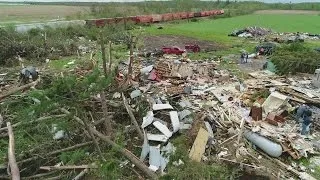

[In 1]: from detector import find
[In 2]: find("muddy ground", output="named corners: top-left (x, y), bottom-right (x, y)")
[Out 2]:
top-left (143, 35), bottom-right (225, 52)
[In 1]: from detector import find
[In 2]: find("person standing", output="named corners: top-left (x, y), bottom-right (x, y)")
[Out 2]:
top-left (301, 109), bottom-right (312, 135)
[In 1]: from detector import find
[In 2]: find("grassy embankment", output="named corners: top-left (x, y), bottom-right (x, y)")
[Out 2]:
top-left (146, 13), bottom-right (320, 56)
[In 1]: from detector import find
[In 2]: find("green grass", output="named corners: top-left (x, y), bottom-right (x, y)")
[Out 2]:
top-left (146, 14), bottom-right (320, 47)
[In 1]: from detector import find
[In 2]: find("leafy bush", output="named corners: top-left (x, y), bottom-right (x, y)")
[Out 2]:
top-left (0, 23), bottom-right (128, 65)
top-left (271, 43), bottom-right (320, 75)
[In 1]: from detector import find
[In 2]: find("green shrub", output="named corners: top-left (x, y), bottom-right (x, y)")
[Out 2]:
top-left (271, 43), bottom-right (320, 75)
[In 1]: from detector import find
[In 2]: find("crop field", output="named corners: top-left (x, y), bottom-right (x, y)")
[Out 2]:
top-left (0, 4), bottom-right (89, 25)
top-left (146, 14), bottom-right (320, 46)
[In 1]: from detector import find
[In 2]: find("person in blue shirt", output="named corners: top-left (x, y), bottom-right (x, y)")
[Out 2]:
top-left (295, 104), bottom-right (309, 123)
top-left (301, 109), bottom-right (312, 135)
top-left (295, 105), bottom-right (312, 135)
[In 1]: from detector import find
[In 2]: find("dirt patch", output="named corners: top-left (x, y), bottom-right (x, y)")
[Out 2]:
top-left (143, 35), bottom-right (225, 52)
top-left (0, 5), bottom-right (89, 20)
top-left (254, 10), bottom-right (320, 15)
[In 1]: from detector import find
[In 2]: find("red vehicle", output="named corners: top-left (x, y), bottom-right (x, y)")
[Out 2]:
top-left (185, 44), bottom-right (200, 53)
top-left (162, 46), bottom-right (186, 55)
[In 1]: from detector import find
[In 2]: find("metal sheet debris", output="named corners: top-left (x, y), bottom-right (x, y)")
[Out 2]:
top-left (140, 131), bottom-right (150, 161)
top-left (204, 121), bottom-right (214, 137)
top-left (141, 111), bottom-right (154, 128)
top-left (178, 109), bottom-right (192, 120)
top-left (149, 146), bottom-right (161, 172)
top-left (169, 111), bottom-right (180, 133)
top-left (153, 104), bottom-right (174, 111)
top-left (147, 133), bottom-right (169, 142)
top-left (153, 121), bottom-right (173, 138)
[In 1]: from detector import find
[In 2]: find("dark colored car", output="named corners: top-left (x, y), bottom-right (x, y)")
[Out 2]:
top-left (185, 44), bottom-right (201, 53)
top-left (255, 43), bottom-right (277, 56)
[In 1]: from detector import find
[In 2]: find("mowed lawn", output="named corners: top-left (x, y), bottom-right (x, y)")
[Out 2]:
top-left (146, 14), bottom-right (320, 45)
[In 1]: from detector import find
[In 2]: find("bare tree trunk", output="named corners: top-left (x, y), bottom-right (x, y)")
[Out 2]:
top-left (122, 93), bottom-right (143, 139)
top-left (108, 41), bottom-right (112, 73)
top-left (100, 33), bottom-right (107, 76)
top-left (7, 122), bottom-right (20, 180)
top-left (60, 108), bottom-right (157, 179)
top-left (127, 36), bottom-right (134, 82)
top-left (100, 91), bottom-right (112, 136)
top-left (82, 114), bottom-right (106, 161)
top-left (0, 79), bottom-right (39, 101)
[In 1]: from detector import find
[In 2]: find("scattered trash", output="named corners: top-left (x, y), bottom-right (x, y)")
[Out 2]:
top-left (153, 104), bottom-right (174, 111)
top-left (172, 159), bottom-right (184, 166)
top-left (130, 89), bottom-right (142, 99)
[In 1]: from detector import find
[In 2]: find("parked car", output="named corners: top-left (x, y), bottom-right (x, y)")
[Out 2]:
top-left (255, 43), bottom-right (277, 56)
top-left (185, 44), bottom-right (200, 53)
top-left (162, 46), bottom-right (186, 55)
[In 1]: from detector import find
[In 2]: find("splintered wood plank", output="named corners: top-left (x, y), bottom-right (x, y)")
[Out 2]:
top-left (189, 127), bottom-right (209, 162)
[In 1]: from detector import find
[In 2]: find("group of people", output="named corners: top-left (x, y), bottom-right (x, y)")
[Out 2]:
top-left (240, 52), bottom-right (249, 64)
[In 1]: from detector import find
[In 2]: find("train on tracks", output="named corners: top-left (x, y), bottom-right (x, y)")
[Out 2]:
top-left (85, 9), bottom-right (224, 27)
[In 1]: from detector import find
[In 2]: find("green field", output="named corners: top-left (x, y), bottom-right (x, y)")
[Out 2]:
top-left (147, 14), bottom-right (320, 46)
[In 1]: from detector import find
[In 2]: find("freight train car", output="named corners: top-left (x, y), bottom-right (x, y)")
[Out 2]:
top-left (188, 12), bottom-right (194, 18)
top-left (85, 9), bottom-right (224, 27)
top-left (162, 13), bottom-right (173, 22)
top-left (172, 13), bottom-right (181, 20)
top-left (180, 12), bottom-right (188, 19)
top-left (136, 15), bottom-right (153, 24)
top-left (151, 14), bottom-right (162, 23)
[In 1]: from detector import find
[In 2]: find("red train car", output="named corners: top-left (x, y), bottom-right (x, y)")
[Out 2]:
top-left (85, 9), bottom-right (225, 27)
top-left (208, 10), bottom-right (215, 15)
top-left (95, 19), bottom-right (107, 27)
top-left (194, 12), bottom-right (201, 17)
top-left (136, 15), bottom-right (153, 24)
top-left (151, 14), bottom-right (162, 23)
top-left (122, 16), bottom-right (137, 24)
top-left (114, 17), bottom-right (124, 24)
top-left (85, 19), bottom-right (96, 27)
top-left (162, 13), bottom-right (173, 21)
top-left (106, 18), bottom-right (116, 24)
top-left (172, 13), bottom-right (181, 20)
top-left (205, 11), bottom-right (212, 16)
top-left (188, 12), bottom-right (194, 18)
top-left (180, 12), bottom-right (188, 19)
